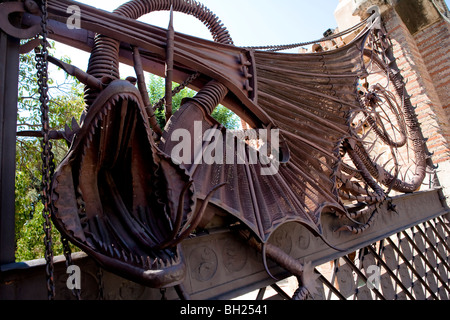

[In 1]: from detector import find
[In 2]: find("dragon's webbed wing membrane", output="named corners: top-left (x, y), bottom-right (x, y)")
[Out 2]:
top-left (249, 35), bottom-right (369, 239)
top-left (161, 31), bottom-right (369, 242)
top-left (161, 30), bottom-right (367, 242)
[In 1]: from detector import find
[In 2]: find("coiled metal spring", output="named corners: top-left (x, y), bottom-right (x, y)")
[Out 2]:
top-left (113, 0), bottom-right (233, 45)
top-left (84, 0), bottom-right (234, 108)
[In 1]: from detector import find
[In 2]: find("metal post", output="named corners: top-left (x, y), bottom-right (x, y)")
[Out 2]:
top-left (0, 29), bottom-right (19, 265)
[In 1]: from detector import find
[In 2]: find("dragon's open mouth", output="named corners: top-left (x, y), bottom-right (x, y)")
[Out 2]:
top-left (51, 80), bottom-right (195, 288)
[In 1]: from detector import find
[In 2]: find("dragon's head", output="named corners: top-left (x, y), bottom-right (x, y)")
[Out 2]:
top-left (51, 79), bottom-right (195, 288)
top-left (49, 0), bottom-right (237, 289)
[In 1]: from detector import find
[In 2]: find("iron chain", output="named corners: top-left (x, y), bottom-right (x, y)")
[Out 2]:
top-left (35, 0), bottom-right (55, 300)
top-left (61, 237), bottom-right (82, 299)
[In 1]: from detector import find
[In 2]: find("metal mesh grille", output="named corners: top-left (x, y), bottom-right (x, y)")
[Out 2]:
top-left (252, 215), bottom-right (450, 300)
top-left (312, 216), bottom-right (449, 300)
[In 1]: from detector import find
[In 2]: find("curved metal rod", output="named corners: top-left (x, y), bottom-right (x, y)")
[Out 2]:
top-left (337, 204), bottom-right (378, 234)
top-left (158, 182), bottom-right (226, 249)
top-left (113, 0), bottom-right (233, 45)
top-left (354, 43), bottom-right (427, 193)
top-left (154, 180), bottom-right (194, 250)
top-left (84, 0), bottom-right (234, 108)
top-left (362, 84), bottom-right (408, 149)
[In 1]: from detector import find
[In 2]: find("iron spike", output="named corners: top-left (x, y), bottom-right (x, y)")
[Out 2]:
top-left (164, 5), bottom-right (174, 121)
top-left (131, 46), bottom-right (163, 136)
top-left (71, 117), bottom-right (80, 131)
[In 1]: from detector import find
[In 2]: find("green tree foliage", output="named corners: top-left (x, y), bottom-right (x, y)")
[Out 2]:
top-left (15, 46), bottom-right (240, 262)
top-left (15, 42), bottom-right (85, 261)
top-left (148, 75), bottom-right (240, 130)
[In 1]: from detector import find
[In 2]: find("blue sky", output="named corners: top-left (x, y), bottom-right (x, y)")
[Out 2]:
top-left (56, 0), bottom-right (345, 69)
top-left (69, 0), bottom-right (450, 48)
top-left (55, 0), bottom-right (450, 75)
top-left (72, 0), bottom-right (342, 47)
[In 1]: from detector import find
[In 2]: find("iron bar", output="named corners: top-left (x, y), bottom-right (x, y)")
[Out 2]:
top-left (411, 226), bottom-right (444, 297)
top-left (385, 237), bottom-right (439, 299)
top-left (426, 219), bottom-right (450, 254)
top-left (366, 244), bottom-right (416, 300)
top-left (429, 219), bottom-right (450, 286)
top-left (325, 261), bottom-right (338, 300)
top-left (132, 46), bottom-right (163, 136)
top-left (415, 224), bottom-right (450, 273)
top-left (401, 230), bottom-right (450, 292)
top-left (256, 287), bottom-right (266, 300)
top-left (427, 219), bottom-right (450, 281)
top-left (164, 6), bottom-right (174, 121)
top-left (317, 271), bottom-right (346, 300)
top-left (174, 284), bottom-right (191, 300)
top-left (342, 255), bottom-right (386, 300)
top-left (270, 283), bottom-right (292, 300)
top-left (436, 216), bottom-right (450, 241)
top-left (96, 266), bottom-right (104, 300)
top-left (0, 28), bottom-right (19, 266)
top-left (379, 239), bottom-right (402, 299)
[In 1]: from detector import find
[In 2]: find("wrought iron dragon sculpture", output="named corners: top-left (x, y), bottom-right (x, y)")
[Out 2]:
top-left (2, 0), bottom-right (432, 299)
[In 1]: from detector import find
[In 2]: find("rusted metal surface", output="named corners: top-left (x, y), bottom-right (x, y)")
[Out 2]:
top-left (0, 1), bottom-right (41, 40)
top-left (0, 0), bottom-right (447, 299)
top-left (312, 215), bottom-right (450, 300)
top-left (0, 22), bottom-right (20, 267)
top-left (0, 189), bottom-right (448, 300)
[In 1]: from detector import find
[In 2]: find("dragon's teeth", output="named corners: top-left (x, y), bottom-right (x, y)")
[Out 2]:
top-left (147, 256), bottom-right (153, 269)
top-left (111, 95), bottom-right (120, 104)
top-left (114, 248), bottom-right (121, 259)
top-left (140, 256), bottom-right (146, 268)
top-left (102, 105), bottom-right (110, 115)
top-left (122, 250), bottom-right (128, 262)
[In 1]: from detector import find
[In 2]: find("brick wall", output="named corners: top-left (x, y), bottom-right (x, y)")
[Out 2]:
top-left (414, 19), bottom-right (450, 162)
top-left (382, 6), bottom-right (450, 165)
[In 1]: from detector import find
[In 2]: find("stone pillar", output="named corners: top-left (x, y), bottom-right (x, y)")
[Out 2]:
top-left (335, 0), bottom-right (450, 201)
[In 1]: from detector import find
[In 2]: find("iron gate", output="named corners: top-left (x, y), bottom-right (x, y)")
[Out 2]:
top-left (0, 0), bottom-right (449, 301)
top-left (251, 215), bottom-right (450, 300)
